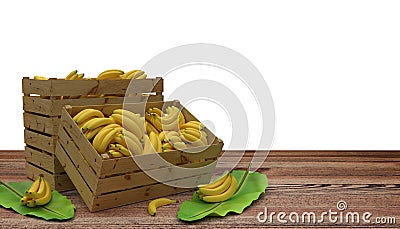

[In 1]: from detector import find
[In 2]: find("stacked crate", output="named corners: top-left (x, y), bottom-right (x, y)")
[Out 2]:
top-left (22, 77), bottom-right (163, 191)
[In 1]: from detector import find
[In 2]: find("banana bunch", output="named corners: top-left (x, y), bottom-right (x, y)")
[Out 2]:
top-left (146, 106), bottom-right (209, 152)
top-left (72, 106), bottom-right (210, 158)
top-left (20, 175), bottom-right (52, 207)
top-left (147, 198), bottom-right (176, 216)
top-left (72, 108), bottom-right (146, 158)
top-left (197, 171), bottom-right (238, 203)
top-left (96, 69), bottom-right (147, 80)
top-left (31, 68), bottom-right (147, 80)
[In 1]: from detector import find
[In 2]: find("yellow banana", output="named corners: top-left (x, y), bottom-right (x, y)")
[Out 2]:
top-left (121, 130), bottom-right (143, 149)
top-left (65, 70), bottom-right (78, 80)
top-left (136, 73), bottom-right (147, 79)
top-left (162, 142), bottom-right (174, 151)
top-left (25, 175), bottom-right (41, 198)
top-left (161, 106), bottom-right (180, 125)
top-left (114, 134), bottom-right (128, 148)
top-left (156, 134), bottom-right (163, 152)
top-left (146, 113), bottom-right (163, 131)
top-left (123, 135), bottom-right (143, 155)
top-left (130, 70), bottom-right (145, 79)
top-left (33, 76), bottom-right (48, 80)
top-left (181, 120), bottom-right (204, 129)
top-left (102, 123), bottom-right (122, 131)
top-left (81, 118), bottom-right (115, 131)
top-left (172, 141), bottom-right (186, 150)
top-left (68, 73), bottom-right (78, 80)
top-left (165, 131), bottom-right (180, 139)
top-left (93, 128), bottom-right (117, 153)
top-left (179, 112), bottom-right (185, 126)
top-left (120, 69), bottom-right (139, 79)
top-left (162, 118), bottom-right (179, 131)
top-left (97, 69), bottom-right (124, 80)
top-left (115, 144), bottom-right (131, 157)
top-left (75, 73), bottom-right (85, 80)
top-left (113, 109), bottom-right (146, 134)
top-left (197, 172), bottom-right (230, 189)
top-left (201, 174), bottom-right (238, 203)
top-left (198, 173), bottom-right (232, 196)
top-left (168, 136), bottom-right (182, 144)
top-left (110, 114), bottom-right (143, 139)
top-left (148, 107), bottom-right (164, 117)
top-left (27, 200), bottom-right (36, 207)
top-left (148, 198), bottom-right (176, 216)
top-left (182, 128), bottom-right (202, 139)
top-left (29, 176), bottom-right (47, 199)
top-left (145, 121), bottom-right (159, 135)
top-left (84, 126), bottom-right (103, 140)
top-left (73, 109), bottom-right (104, 124)
top-left (108, 149), bottom-right (124, 158)
top-left (32, 179), bottom-right (52, 206)
top-left (142, 134), bottom-right (155, 154)
top-left (158, 131), bottom-right (167, 142)
top-left (149, 132), bottom-right (159, 152)
top-left (20, 196), bottom-right (30, 205)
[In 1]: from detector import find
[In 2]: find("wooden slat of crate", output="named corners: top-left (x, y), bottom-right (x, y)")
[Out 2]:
top-left (55, 142), bottom-right (95, 207)
top-left (57, 129), bottom-right (98, 193)
top-left (60, 109), bottom-right (102, 174)
top-left (24, 129), bottom-right (57, 154)
top-left (23, 112), bottom-right (60, 135)
top-left (22, 77), bottom-right (163, 96)
top-left (24, 146), bottom-right (64, 174)
top-left (91, 182), bottom-right (191, 212)
top-left (23, 95), bottom-right (162, 117)
top-left (25, 162), bottom-right (74, 192)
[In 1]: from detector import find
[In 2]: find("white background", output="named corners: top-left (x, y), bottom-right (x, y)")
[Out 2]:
top-left (0, 0), bottom-right (399, 150)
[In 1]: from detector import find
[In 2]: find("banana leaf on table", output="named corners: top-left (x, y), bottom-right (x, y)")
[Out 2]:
top-left (0, 181), bottom-right (75, 220)
top-left (178, 170), bottom-right (268, 221)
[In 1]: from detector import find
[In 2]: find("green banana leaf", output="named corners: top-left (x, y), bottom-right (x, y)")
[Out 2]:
top-left (178, 170), bottom-right (268, 221)
top-left (0, 181), bottom-right (75, 220)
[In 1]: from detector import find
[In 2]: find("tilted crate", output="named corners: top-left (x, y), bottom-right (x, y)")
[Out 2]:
top-left (22, 77), bottom-right (163, 191)
top-left (55, 101), bottom-right (223, 212)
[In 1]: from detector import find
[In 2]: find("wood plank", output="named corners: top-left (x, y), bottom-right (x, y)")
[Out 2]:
top-left (96, 161), bottom-right (215, 195)
top-left (24, 129), bottom-right (57, 154)
top-left (24, 146), bottom-right (64, 174)
top-left (22, 96), bottom-right (52, 116)
top-left (23, 77), bottom-right (163, 96)
top-left (61, 108), bottom-right (102, 174)
top-left (57, 131), bottom-right (98, 193)
top-left (23, 112), bottom-right (59, 135)
top-left (54, 141), bottom-right (95, 207)
top-left (91, 183), bottom-right (191, 212)
top-left (25, 162), bottom-right (74, 192)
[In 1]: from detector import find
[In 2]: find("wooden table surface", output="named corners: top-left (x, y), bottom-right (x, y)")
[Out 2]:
top-left (1, 150), bottom-right (399, 228)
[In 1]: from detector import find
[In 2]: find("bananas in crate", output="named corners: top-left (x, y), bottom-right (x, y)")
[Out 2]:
top-left (20, 175), bottom-right (53, 207)
top-left (71, 106), bottom-right (210, 159)
top-left (32, 68), bottom-right (147, 80)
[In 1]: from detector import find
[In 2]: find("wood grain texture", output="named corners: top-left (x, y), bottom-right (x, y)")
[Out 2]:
top-left (1, 150), bottom-right (399, 228)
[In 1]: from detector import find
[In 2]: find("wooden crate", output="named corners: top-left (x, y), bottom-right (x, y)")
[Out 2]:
top-left (55, 101), bottom-right (224, 212)
top-left (22, 77), bottom-right (163, 191)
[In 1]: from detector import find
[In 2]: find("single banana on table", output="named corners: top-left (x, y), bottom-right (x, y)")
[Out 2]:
top-left (148, 198), bottom-right (177, 216)
top-left (20, 175), bottom-right (52, 207)
top-left (197, 172), bottom-right (238, 203)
